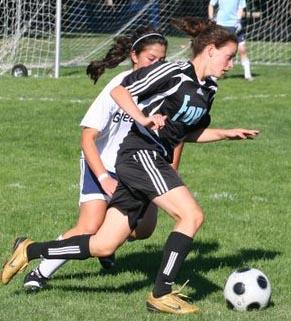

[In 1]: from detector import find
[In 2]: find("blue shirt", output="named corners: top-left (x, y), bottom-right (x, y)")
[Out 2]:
top-left (210, 0), bottom-right (246, 27)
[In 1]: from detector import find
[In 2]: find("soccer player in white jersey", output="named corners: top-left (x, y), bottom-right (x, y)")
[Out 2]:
top-left (22, 27), bottom-right (183, 291)
top-left (208, 0), bottom-right (253, 80)
top-left (2, 18), bottom-right (259, 314)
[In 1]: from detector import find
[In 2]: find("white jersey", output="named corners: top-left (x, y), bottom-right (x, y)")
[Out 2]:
top-left (80, 70), bottom-right (134, 173)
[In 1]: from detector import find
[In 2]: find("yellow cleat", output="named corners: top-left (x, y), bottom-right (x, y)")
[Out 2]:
top-left (146, 285), bottom-right (200, 314)
top-left (1, 238), bottom-right (34, 285)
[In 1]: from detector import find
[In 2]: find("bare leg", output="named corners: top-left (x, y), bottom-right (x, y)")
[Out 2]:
top-left (130, 203), bottom-right (158, 240)
top-left (153, 185), bottom-right (204, 237)
top-left (32, 199), bottom-right (107, 279)
top-left (89, 207), bottom-right (132, 257)
top-left (150, 185), bottom-right (204, 297)
top-left (239, 42), bottom-right (252, 80)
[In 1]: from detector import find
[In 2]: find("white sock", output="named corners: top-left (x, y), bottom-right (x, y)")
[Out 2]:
top-left (38, 235), bottom-right (67, 278)
top-left (241, 58), bottom-right (252, 79)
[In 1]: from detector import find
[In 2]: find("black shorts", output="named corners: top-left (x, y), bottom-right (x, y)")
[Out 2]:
top-left (108, 149), bottom-right (184, 229)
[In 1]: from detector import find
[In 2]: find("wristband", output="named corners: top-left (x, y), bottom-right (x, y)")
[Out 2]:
top-left (97, 172), bottom-right (109, 182)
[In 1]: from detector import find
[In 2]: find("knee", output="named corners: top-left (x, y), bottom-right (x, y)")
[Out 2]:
top-left (176, 209), bottom-right (204, 234)
top-left (90, 243), bottom-right (115, 258)
top-left (89, 235), bottom-right (117, 258)
top-left (185, 210), bottom-right (204, 230)
top-left (74, 222), bottom-right (100, 235)
top-left (194, 210), bottom-right (204, 229)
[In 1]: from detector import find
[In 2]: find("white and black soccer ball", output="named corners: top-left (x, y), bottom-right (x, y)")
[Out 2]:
top-left (224, 267), bottom-right (271, 311)
top-left (11, 64), bottom-right (28, 77)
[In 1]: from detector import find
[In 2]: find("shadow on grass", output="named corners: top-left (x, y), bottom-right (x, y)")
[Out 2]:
top-left (31, 240), bottom-right (280, 300)
top-left (221, 72), bottom-right (259, 80)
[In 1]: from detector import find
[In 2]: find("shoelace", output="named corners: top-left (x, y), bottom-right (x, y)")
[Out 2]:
top-left (172, 280), bottom-right (190, 300)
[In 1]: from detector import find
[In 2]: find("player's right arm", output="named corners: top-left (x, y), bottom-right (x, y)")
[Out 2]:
top-left (81, 128), bottom-right (117, 197)
top-left (110, 85), bottom-right (166, 130)
top-left (79, 73), bottom-right (129, 197)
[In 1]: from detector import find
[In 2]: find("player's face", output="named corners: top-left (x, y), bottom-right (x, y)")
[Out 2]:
top-left (131, 43), bottom-right (166, 70)
top-left (209, 41), bottom-right (238, 78)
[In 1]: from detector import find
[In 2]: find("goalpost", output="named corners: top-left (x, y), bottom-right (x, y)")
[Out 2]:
top-left (0, 0), bottom-right (290, 78)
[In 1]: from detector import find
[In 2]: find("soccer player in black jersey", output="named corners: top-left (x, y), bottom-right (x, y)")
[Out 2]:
top-left (1, 17), bottom-right (259, 314)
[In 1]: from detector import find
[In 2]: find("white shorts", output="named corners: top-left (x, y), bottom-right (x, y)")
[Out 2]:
top-left (79, 157), bottom-right (116, 204)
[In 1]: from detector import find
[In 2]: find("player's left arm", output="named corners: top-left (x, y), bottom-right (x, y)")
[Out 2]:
top-left (185, 128), bottom-right (259, 143)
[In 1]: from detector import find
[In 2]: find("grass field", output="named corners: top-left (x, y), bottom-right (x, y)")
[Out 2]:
top-left (0, 63), bottom-right (291, 321)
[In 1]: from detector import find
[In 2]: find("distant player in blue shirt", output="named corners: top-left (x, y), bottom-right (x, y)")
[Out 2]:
top-left (209, 0), bottom-right (253, 80)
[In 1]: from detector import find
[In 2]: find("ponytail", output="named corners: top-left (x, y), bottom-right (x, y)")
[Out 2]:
top-left (172, 17), bottom-right (237, 57)
top-left (87, 26), bottom-right (167, 84)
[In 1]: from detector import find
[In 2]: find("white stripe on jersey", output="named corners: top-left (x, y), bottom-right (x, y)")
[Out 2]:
top-left (148, 100), bottom-right (164, 116)
top-left (177, 61), bottom-right (191, 70)
top-left (127, 63), bottom-right (182, 96)
top-left (126, 62), bottom-right (173, 91)
top-left (48, 246), bottom-right (81, 255)
top-left (137, 150), bottom-right (169, 195)
top-left (138, 73), bottom-right (193, 112)
top-left (163, 251), bottom-right (179, 276)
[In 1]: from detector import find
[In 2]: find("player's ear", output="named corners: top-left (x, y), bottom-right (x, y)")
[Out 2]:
top-left (207, 44), bottom-right (216, 58)
top-left (130, 51), bottom-right (138, 65)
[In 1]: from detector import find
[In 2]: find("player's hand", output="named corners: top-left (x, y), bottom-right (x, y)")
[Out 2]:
top-left (140, 114), bottom-right (167, 130)
top-left (225, 129), bottom-right (260, 140)
top-left (100, 176), bottom-right (118, 197)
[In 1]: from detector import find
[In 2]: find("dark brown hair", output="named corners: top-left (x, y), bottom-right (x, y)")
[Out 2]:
top-left (172, 17), bottom-right (238, 57)
top-left (87, 27), bottom-right (168, 84)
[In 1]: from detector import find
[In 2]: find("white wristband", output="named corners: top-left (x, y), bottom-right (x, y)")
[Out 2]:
top-left (97, 172), bottom-right (109, 182)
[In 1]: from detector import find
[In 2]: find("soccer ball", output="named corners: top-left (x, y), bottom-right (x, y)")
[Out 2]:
top-left (11, 64), bottom-right (28, 77)
top-left (223, 267), bottom-right (271, 311)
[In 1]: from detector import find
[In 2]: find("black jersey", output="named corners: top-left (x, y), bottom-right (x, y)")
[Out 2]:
top-left (117, 60), bottom-right (218, 164)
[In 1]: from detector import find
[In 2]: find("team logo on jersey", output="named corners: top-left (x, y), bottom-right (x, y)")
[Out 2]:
top-left (196, 88), bottom-right (204, 96)
top-left (171, 94), bottom-right (206, 125)
top-left (112, 111), bottom-right (134, 123)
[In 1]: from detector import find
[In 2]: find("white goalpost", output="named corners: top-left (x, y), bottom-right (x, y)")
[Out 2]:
top-left (0, 0), bottom-right (290, 78)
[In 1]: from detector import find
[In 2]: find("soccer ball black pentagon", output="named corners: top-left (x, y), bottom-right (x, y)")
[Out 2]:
top-left (224, 268), bottom-right (271, 311)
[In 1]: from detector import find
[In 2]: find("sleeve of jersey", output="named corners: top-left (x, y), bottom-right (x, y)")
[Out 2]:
top-left (120, 61), bottom-right (182, 98)
top-left (80, 93), bottom-right (113, 132)
top-left (80, 71), bottom-right (130, 131)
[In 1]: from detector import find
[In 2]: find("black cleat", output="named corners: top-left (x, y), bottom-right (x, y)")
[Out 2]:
top-left (24, 268), bottom-right (48, 291)
top-left (98, 253), bottom-right (115, 270)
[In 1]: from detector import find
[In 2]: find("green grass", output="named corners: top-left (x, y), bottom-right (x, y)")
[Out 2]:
top-left (0, 64), bottom-right (291, 321)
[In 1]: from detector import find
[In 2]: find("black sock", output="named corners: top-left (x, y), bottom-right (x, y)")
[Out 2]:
top-left (27, 235), bottom-right (92, 261)
top-left (152, 231), bottom-right (192, 298)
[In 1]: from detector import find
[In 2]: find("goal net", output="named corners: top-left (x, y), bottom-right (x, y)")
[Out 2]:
top-left (0, 0), bottom-right (290, 77)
